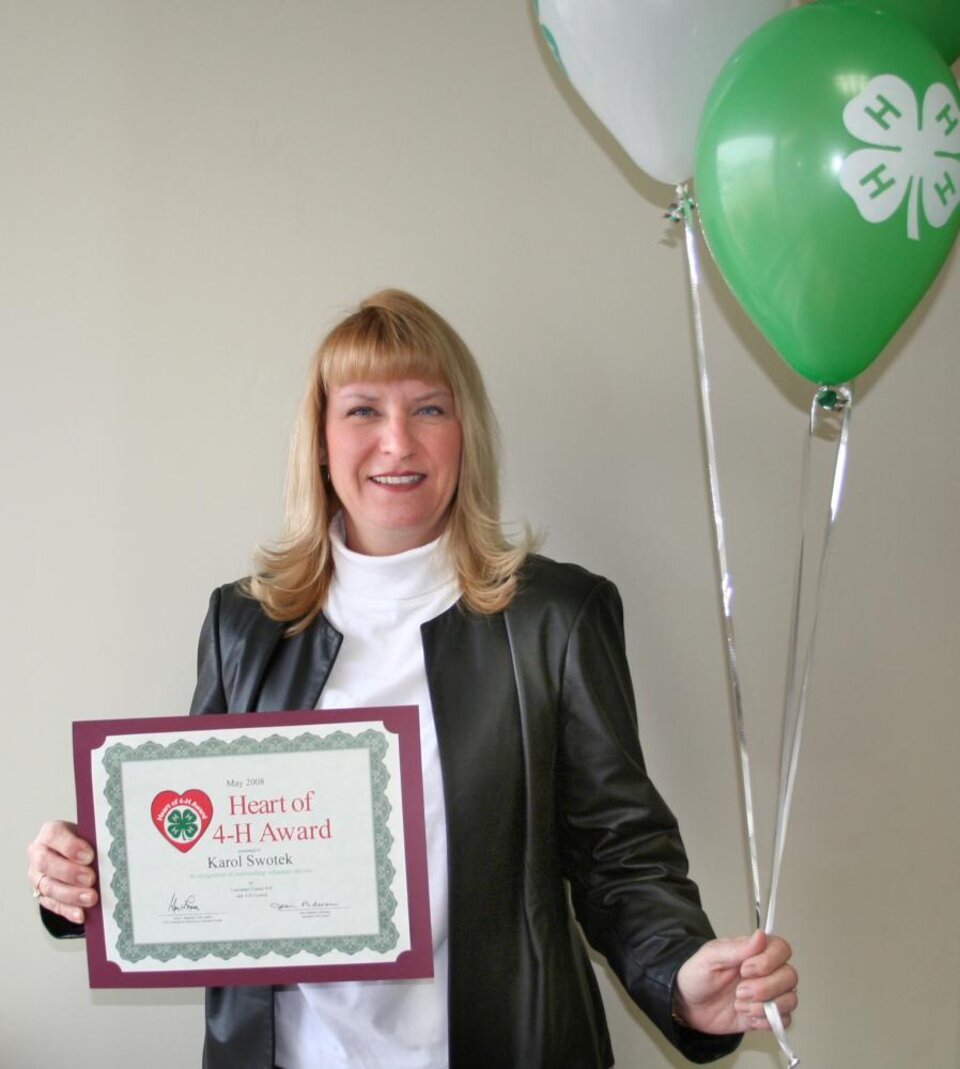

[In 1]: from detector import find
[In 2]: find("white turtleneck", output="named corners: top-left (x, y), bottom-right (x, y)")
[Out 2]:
top-left (274, 518), bottom-right (459, 1069)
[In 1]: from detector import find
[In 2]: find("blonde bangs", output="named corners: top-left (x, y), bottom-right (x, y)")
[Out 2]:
top-left (319, 310), bottom-right (453, 393)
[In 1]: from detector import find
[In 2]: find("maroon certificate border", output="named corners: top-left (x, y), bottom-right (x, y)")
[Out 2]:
top-left (73, 707), bottom-right (433, 989)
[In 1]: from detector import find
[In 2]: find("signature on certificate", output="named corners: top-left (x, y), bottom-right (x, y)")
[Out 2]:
top-left (270, 899), bottom-right (339, 912)
top-left (167, 892), bottom-right (201, 913)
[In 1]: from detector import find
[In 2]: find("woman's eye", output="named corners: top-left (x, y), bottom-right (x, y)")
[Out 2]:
top-left (417, 404), bottom-right (443, 416)
top-left (347, 406), bottom-right (376, 418)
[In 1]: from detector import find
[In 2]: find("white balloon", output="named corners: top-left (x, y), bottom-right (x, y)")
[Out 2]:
top-left (537, 0), bottom-right (788, 185)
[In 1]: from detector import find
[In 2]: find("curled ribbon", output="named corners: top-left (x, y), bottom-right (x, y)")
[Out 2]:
top-left (674, 183), bottom-right (855, 1069)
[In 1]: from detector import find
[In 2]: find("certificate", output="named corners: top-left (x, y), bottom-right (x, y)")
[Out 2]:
top-left (73, 708), bottom-right (433, 988)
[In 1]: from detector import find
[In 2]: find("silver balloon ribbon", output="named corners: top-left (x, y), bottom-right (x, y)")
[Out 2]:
top-left (765, 385), bottom-right (853, 938)
top-left (761, 385), bottom-right (851, 1069)
top-left (673, 185), bottom-right (763, 933)
top-left (673, 184), bottom-right (860, 1069)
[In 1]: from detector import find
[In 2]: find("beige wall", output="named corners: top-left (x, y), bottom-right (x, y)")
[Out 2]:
top-left (5, 4), bottom-right (958, 1066)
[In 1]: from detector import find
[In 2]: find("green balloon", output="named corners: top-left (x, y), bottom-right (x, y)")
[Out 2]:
top-left (695, 4), bottom-right (960, 385)
top-left (831, 0), bottom-right (960, 64)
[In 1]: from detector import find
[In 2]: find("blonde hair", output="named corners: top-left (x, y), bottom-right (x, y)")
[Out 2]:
top-left (249, 289), bottom-right (533, 631)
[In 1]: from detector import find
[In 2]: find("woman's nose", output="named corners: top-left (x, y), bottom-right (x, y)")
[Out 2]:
top-left (380, 414), bottom-right (416, 457)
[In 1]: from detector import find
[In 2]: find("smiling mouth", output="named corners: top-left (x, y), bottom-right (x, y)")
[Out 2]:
top-left (371, 474), bottom-right (425, 486)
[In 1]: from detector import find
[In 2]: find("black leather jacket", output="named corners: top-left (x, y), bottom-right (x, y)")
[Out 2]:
top-left (189, 555), bottom-right (739, 1068)
top-left (46, 555), bottom-right (739, 1068)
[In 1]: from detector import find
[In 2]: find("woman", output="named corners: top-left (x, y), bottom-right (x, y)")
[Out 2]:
top-left (28, 290), bottom-right (798, 1069)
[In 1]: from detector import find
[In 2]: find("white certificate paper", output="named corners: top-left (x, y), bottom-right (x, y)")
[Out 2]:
top-left (73, 708), bottom-right (432, 988)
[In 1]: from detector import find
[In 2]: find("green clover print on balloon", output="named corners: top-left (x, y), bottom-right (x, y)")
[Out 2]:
top-left (840, 74), bottom-right (960, 240)
top-left (166, 807), bottom-right (199, 841)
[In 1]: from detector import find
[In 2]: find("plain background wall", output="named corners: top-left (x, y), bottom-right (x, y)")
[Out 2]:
top-left (4, 3), bottom-right (958, 1067)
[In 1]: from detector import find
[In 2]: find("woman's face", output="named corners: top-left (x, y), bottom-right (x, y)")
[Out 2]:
top-left (324, 378), bottom-right (463, 556)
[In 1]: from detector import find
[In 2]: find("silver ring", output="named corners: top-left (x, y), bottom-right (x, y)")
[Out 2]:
top-left (32, 874), bottom-right (47, 900)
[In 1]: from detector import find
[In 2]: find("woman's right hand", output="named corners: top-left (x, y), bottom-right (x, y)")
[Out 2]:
top-left (27, 821), bottom-right (98, 925)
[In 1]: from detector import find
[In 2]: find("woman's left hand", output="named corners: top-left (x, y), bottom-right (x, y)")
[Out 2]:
top-left (673, 929), bottom-right (798, 1035)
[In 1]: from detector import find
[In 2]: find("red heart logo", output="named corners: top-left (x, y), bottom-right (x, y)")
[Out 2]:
top-left (151, 789), bottom-right (213, 853)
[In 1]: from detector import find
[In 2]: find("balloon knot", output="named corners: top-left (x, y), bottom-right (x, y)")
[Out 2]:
top-left (665, 195), bottom-right (697, 223)
top-left (815, 385), bottom-right (852, 412)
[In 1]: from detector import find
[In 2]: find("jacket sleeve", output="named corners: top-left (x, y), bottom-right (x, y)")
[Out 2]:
top-left (557, 578), bottom-right (740, 1064)
top-left (39, 907), bottom-right (85, 939)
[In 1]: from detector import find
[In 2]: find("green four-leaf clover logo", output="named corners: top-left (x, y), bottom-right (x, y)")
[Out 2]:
top-left (166, 806), bottom-right (200, 841)
top-left (840, 74), bottom-right (960, 241)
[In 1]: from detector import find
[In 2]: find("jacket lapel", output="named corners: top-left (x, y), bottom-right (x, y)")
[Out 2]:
top-left (253, 613), bottom-right (343, 713)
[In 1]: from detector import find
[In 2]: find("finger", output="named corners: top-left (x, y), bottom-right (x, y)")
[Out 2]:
top-left (740, 933), bottom-right (793, 978)
top-left (37, 888), bottom-right (89, 926)
top-left (701, 929), bottom-right (767, 971)
top-left (28, 843), bottom-right (97, 894)
top-left (31, 869), bottom-right (99, 911)
top-left (36, 873), bottom-right (99, 923)
top-left (748, 1008), bottom-right (793, 1032)
top-left (33, 821), bottom-right (95, 865)
top-left (735, 963), bottom-right (799, 1006)
top-left (735, 986), bottom-right (799, 1021)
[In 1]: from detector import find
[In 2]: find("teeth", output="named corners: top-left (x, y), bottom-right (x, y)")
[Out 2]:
top-left (372, 475), bottom-right (423, 485)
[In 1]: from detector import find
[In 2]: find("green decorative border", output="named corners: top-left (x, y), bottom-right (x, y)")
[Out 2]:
top-left (102, 731), bottom-right (398, 964)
